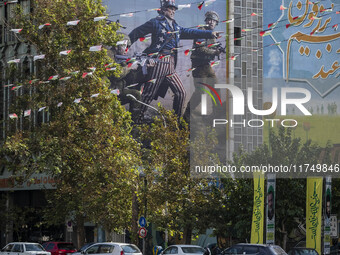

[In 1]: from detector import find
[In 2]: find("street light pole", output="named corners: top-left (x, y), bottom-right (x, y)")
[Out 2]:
top-left (126, 94), bottom-right (167, 128)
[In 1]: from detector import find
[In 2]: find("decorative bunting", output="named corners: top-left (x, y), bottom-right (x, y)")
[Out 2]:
top-left (38, 23), bottom-right (51, 29)
top-left (67, 20), bottom-right (80, 26)
top-left (167, 30), bottom-right (179, 34)
top-left (59, 76), bottom-right (71, 81)
top-left (207, 43), bottom-right (220, 48)
top-left (148, 78), bottom-right (157, 83)
top-left (69, 71), bottom-right (80, 75)
top-left (139, 36), bottom-right (151, 42)
top-left (9, 113), bottom-right (18, 119)
top-left (178, 4), bottom-right (191, 10)
top-left (74, 98), bottom-right (82, 104)
top-left (242, 28), bottom-right (253, 32)
top-left (38, 106), bottom-right (46, 112)
top-left (230, 55), bottom-right (238, 60)
top-left (198, 1), bottom-right (204, 10)
top-left (5, 0), bottom-right (18, 4)
top-left (196, 24), bottom-right (208, 28)
top-left (184, 49), bottom-right (195, 56)
top-left (148, 52), bottom-right (159, 57)
top-left (127, 83), bottom-right (139, 88)
top-left (332, 24), bottom-right (338, 31)
top-left (105, 63), bottom-right (114, 67)
top-left (29, 79), bottom-right (39, 84)
top-left (126, 58), bottom-right (136, 63)
top-left (147, 8), bottom-right (160, 12)
top-left (10, 28), bottom-right (23, 33)
top-left (195, 41), bottom-right (206, 45)
top-left (205, 0), bottom-right (216, 6)
top-left (268, 22), bottom-right (278, 29)
top-left (89, 45), bottom-right (102, 51)
top-left (210, 61), bottom-right (220, 66)
top-left (33, 55), bottom-right (46, 61)
top-left (280, 5), bottom-right (287, 10)
top-left (221, 19), bottom-right (234, 23)
top-left (111, 89), bottom-right (120, 95)
top-left (11, 86), bottom-right (22, 91)
top-left (57, 102), bottom-right (63, 107)
top-left (93, 16), bottom-right (108, 22)
top-left (3, 84), bottom-right (14, 88)
top-left (117, 40), bottom-right (128, 46)
top-left (320, 8), bottom-right (332, 13)
top-left (8, 59), bottom-right (20, 64)
top-left (260, 30), bottom-right (271, 37)
top-left (166, 73), bottom-right (176, 78)
top-left (60, 50), bottom-right (72, 55)
top-left (24, 110), bottom-right (31, 117)
top-left (286, 23), bottom-right (292, 29)
top-left (91, 93), bottom-right (100, 98)
top-left (159, 55), bottom-right (170, 59)
top-left (48, 75), bottom-right (59, 80)
top-left (82, 72), bottom-right (93, 78)
top-left (120, 13), bottom-right (134, 17)
top-left (88, 67), bottom-right (96, 72)
top-left (310, 16), bottom-right (322, 20)
top-left (106, 67), bottom-right (117, 71)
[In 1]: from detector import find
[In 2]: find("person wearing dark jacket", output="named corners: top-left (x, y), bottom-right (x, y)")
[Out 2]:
top-left (128, 0), bottom-right (221, 117)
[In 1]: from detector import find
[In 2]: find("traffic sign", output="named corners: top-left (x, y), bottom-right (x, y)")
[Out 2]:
top-left (138, 227), bottom-right (147, 238)
top-left (139, 216), bottom-right (147, 227)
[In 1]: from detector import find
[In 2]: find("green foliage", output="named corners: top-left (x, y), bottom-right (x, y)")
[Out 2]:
top-left (1, 0), bottom-right (141, 235)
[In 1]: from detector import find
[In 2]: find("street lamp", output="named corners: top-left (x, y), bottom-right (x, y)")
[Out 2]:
top-left (126, 94), bottom-right (167, 128)
top-left (127, 94), bottom-right (169, 247)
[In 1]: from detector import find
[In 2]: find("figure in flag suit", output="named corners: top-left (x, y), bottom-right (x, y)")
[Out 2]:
top-left (128, 0), bottom-right (220, 117)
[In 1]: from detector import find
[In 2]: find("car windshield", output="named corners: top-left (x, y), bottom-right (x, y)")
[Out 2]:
top-left (57, 244), bottom-right (76, 250)
top-left (25, 244), bottom-right (45, 251)
top-left (121, 245), bottom-right (141, 253)
top-left (289, 249), bottom-right (318, 255)
top-left (181, 247), bottom-right (205, 254)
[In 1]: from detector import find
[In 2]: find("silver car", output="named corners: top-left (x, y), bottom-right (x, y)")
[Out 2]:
top-left (81, 243), bottom-right (142, 255)
top-left (162, 245), bottom-right (205, 255)
top-left (0, 242), bottom-right (51, 255)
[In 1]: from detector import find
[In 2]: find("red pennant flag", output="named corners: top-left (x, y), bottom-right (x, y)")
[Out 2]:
top-left (198, 1), bottom-right (204, 10)
top-left (292, 16), bottom-right (299, 20)
top-left (280, 5), bottom-right (287, 10)
top-left (139, 37), bottom-right (146, 42)
top-left (184, 49), bottom-right (191, 56)
top-left (286, 24), bottom-right (292, 29)
top-left (259, 31), bottom-right (266, 36)
top-left (333, 24), bottom-right (338, 31)
top-left (128, 63), bottom-right (133, 68)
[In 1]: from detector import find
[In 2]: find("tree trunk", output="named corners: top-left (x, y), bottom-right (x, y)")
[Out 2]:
top-left (76, 214), bottom-right (85, 249)
top-left (183, 225), bottom-right (192, 244)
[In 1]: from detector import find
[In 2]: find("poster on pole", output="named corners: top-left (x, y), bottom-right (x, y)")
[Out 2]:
top-left (266, 174), bottom-right (276, 245)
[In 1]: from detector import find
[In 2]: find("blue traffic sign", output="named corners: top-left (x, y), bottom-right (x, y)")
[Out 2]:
top-left (139, 216), bottom-right (147, 227)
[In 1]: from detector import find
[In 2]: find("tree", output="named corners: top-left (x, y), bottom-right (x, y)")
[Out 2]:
top-left (138, 107), bottom-right (220, 244)
top-left (0, 0), bottom-right (140, 245)
top-left (213, 127), bottom-right (330, 249)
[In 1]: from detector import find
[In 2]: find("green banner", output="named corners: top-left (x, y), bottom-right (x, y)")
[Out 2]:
top-left (251, 172), bottom-right (265, 244)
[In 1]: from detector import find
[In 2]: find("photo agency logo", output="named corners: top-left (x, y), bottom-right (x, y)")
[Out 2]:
top-left (201, 84), bottom-right (313, 128)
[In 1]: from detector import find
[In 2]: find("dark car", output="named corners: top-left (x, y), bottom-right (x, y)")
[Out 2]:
top-left (42, 242), bottom-right (77, 255)
top-left (287, 248), bottom-right (318, 255)
top-left (223, 243), bottom-right (287, 255)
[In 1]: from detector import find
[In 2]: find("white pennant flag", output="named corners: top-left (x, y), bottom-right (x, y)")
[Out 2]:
top-left (38, 107), bottom-right (47, 112)
top-left (89, 45), bottom-right (102, 51)
top-left (110, 89), bottom-right (120, 95)
top-left (120, 13), bottom-right (134, 17)
top-left (67, 20), bottom-right (80, 26)
top-left (94, 16), bottom-right (108, 22)
top-left (24, 109), bottom-right (31, 117)
top-left (8, 59), bottom-right (20, 64)
top-left (91, 93), bottom-right (100, 98)
top-left (33, 55), bottom-right (45, 61)
top-left (74, 98), bottom-right (82, 104)
top-left (178, 4), bottom-right (191, 10)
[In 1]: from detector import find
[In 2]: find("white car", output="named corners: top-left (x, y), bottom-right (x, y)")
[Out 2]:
top-left (0, 242), bottom-right (51, 255)
top-left (162, 245), bottom-right (205, 255)
top-left (81, 243), bottom-right (142, 255)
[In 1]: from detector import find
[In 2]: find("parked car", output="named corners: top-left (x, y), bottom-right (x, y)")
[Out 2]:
top-left (72, 243), bottom-right (96, 255)
top-left (80, 243), bottom-right (142, 255)
top-left (222, 243), bottom-right (287, 255)
top-left (42, 242), bottom-right (76, 255)
top-left (0, 242), bottom-right (51, 255)
top-left (287, 248), bottom-right (318, 255)
top-left (162, 245), bottom-right (205, 255)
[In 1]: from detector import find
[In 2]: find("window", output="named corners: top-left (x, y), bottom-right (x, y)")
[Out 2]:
top-left (12, 245), bottom-right (23, 253)
top-left (181, 247), bottom-right (205, 254)
top-left (163, 248), bottom-right (172, 254)
top-left (224, 246), bottom-right (243, 255)
top-left (57, 243), bottom-right (76, 250)
top-left (25, 244), bottom-right (45, 252)
top-left (243, 246), bottom-right (259, 254)
top-left (121, 245), bottom-right (140, 253)
top-left (46, 243), bottom-right (55, 251)
top-left (98, 245), bottom-right (114, 254)
top-left (86, 245), bottom-right (100, 254)
top-left (234, 27), bottom-right (241, 46)
top-left (2, 244), bottom-right (14, 252)
top-left (170, 247), bottom-right (178, 254)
